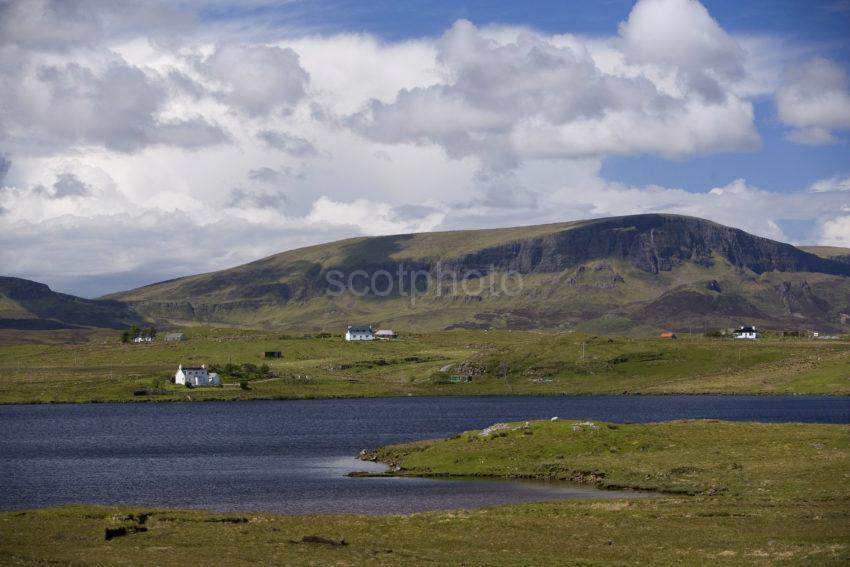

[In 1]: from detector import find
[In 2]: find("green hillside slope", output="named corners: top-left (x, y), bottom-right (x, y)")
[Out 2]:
top-left (106, 214), bottom-right (850, 333)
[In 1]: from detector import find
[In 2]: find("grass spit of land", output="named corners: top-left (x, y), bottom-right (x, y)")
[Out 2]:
top-left (0, 326), bottom-right (849, 403)
top-left (1, 419), bottom-right (848, 565)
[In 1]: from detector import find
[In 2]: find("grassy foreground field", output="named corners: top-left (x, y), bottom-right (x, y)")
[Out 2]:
top-left (364, 420), bottom-right (849, 499)
top-left (2, 420), bottom-right (848, 565)
top-left (0, 327), bottom-right (849, 402)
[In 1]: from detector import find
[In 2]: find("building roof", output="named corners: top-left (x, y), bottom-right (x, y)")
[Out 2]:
top-left (736, 326), bottom-right (758, 333)
top-left (347, 325), bottom-right (373, 333)
top-left (375, 329), bottom-right (395, 335)
top-left (180, 366), bottom-right (205, 371)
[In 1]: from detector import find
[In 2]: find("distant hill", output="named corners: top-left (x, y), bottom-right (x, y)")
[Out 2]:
top-left (0, 277), bottom-right (142, 330)
top-left (107, 214), bottom-right (850, 333)
top-left (799, 245), bottom-right (850, 265)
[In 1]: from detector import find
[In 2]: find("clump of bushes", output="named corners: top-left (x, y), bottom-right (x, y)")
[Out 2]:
top-left (120, 325), bottom-right (157, 343)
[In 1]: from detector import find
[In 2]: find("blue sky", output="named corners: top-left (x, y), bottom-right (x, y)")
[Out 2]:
top-left (1, 0), bottom-right (850, 296)
top-left (204, 0), bottom-right (850, 47)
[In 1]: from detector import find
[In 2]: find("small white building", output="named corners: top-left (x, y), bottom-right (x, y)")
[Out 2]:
top-left (174, 364), bottom-right (220, 386)
top-left (345, 325), bottom-right (374, 341)
top-left (133, 335), bottom-right (153, 343)
top-left (374, 329), bottom-right (396, 339)
top-left (733, 326), bottom-right (760, 340)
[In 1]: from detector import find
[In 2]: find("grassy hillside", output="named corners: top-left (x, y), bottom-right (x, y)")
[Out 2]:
top-left (800, 245), bottom-right (850, 261)
top-left (107, 219), bottom-right (589, 302)
top-left (3, 420), bottom-right (848, 565)
top-left (0, 328), bottom-right (848, 403)
top-left (105, 214), bottom-right (850, 333)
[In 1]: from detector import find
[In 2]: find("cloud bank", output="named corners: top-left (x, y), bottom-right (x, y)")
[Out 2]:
top-left (0, 0), bottom-right (849, 296)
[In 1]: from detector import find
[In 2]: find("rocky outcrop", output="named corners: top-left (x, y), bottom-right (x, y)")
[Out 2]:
top-left (0, 276), bottom-right (144, 329)
top-left (125, 299), bottom-right (282, 323)
top-left (775, 281), bottom-right (831, 318)
top-left (0, 277), bottom-right (54, 300)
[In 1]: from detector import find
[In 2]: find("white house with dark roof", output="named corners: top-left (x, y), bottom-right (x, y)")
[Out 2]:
top-left (174, 364), bottom-right (220, 386)
top-left (733, 326), bottom-right (760, 340)
top-left (345, 325), bottom-right (374, 341)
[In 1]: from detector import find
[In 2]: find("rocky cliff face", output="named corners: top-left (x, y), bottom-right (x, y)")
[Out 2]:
top-left (441, 215), bottom-right (850, 277)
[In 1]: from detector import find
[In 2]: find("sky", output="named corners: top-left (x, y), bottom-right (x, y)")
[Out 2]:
top-left (0, 0), bottom-right (849, 298)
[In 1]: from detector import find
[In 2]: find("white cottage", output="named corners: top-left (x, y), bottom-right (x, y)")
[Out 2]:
top-left (345, 325), bottom-right (374, 341)
top-left (733, 326), bottom-right (760, 340)
top-left (174, 364), bottom-right (220, 386)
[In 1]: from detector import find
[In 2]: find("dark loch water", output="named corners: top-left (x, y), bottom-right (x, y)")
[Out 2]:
top-left (0, 395), bottom-right (847, 515)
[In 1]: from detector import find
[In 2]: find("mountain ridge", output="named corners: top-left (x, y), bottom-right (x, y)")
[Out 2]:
top-left (102, 214), bottom-right (850, 333)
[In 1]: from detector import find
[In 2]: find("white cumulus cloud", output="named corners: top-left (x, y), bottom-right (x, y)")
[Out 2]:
top-left (200, 42), bottom-right (310, 116)
top-left (348, 5), bottom-right (759, 167)
top-left (776, 57), bottom-right (850, 145)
